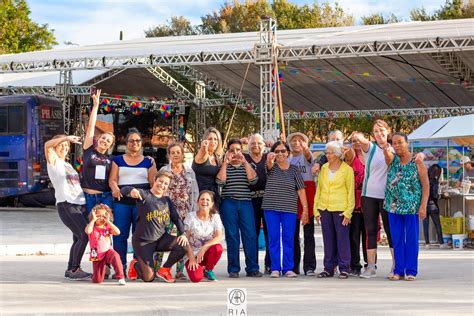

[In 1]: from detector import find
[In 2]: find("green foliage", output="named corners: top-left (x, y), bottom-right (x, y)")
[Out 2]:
top-left (0, 0), bottom-right (57, 54)
top-left (410, 0), bottom-right (473, 21)
top-left (145, 16), bottom-right (198, 37)
top-left (361, 13), bottom-right (402, 25)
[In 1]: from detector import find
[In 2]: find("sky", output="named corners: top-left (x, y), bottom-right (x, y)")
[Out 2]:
top-left (28, 0), bottom-right (447, 47)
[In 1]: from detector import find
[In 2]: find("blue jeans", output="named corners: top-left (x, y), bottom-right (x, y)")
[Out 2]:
top-left (220, 198), bottom-right (258, 274)
top-left (112, 202), bottom-right (137, 267)
top-left (264, 210), bottom-right (296, 274)
top-left (389, 213), bottom-right (419, 276)
top-left (84, 192), bottom-right (113, 216)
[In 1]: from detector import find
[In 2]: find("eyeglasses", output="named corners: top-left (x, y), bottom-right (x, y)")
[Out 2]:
top-left (274, 149), bottom-right (287, 154)
top-left (128, 139), bottom-right (142, 143)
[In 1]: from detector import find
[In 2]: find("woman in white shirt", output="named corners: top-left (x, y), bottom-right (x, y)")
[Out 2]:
top-left (184, 191), bottom-right (223, 282)
top-left (45, 134), bottom-right (91, 281)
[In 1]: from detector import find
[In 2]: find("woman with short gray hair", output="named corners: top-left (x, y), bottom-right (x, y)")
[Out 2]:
top-left (314, 141), bottom-right (355, 279)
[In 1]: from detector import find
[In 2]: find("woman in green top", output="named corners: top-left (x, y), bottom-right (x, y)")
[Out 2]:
top-left (383, 132), bottom-right (429, 281)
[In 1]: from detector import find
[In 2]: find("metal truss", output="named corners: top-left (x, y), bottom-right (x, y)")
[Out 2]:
top-left (257, 18), bottom-right (279, 142)
top-left (146, 67), bottom-right (195, 100)
top-left (431, 52), bottom-right (473, 92)
top-left (284, 106), bottom-right (474, 120)
top-left (56, 70), bottom-right (73, 134)
top-left (194, 81), bottom-right (207, 144)
top-left (169, 65), bottom-right (257, 111)
top-left (278, 37), bottom-right (474, 61)
top-left (1, 51), bottom-right (255, 73)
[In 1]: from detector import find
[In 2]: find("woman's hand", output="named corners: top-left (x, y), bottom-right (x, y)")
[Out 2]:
top-left (301, 211), bottom-right (310, 225)
top-left (130, 188), bottom-right (142, 200)
top-left (67, 135), bottom-right (82, 145)
top-left (340, 214), bottom-right (350, 226)
top-left (418, 207), bottom-right (427, 220)
top-left (177, 235), bottom-right (189, 247)
top-left (267, 152), bottom-right (276, 164)
top-left (196, 248), bottom-right (206, 264)
top-left (112, 188), bottom-right (122, 201)
top-left (311, 163), bottom-right (320, 175)
top-left (315, 215), bottom-right (321, 225)
top-left (187, 256), bottom-right (199, 271)
top-left (91, 89), bottom-right (101, 107)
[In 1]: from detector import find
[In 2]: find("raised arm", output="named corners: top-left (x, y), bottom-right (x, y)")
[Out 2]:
top-left (44, 135), bottom-right (81, 166)
top-left (84, 89), bottom-right (101, 150)
top-left (194, 140), bottom-right (210, 164)
top-left (350, 131), bottom-right (370, 153)
top-left (383, 143), bottom-right (394, 166)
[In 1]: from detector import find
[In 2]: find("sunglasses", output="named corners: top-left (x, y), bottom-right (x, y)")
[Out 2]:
top-left (128, 139), bottom-right (142, 143)
top-left (274, 149), bottom-right (287, 154)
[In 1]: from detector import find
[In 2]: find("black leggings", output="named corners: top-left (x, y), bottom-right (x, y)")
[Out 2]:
top-left (57, 202), bottom-right (89, 271)
top-left (132, 234), bottom-right (186, 282)
top-left (361, 196), bottom-right (392, 249)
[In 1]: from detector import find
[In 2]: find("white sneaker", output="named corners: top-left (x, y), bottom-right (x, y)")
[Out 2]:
top-left (284, 271), bottom-right (297, 278)
top-left (270, 271), bottom-right (280, 278)
top-left (359, 268), bottom-right (376, 279)
top-left (305, 270), bottom-right (316, 276)
top-left (425, 244), bottom-right (430, 250)
top-left (440, 243), bottom-right (450, 249)
top-left (118, 278), bottom-right (126, 286)
top-left (387, 269), bottom-right (394, 279)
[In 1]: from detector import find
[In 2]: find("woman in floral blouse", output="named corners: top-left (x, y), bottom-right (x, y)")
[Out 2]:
top-left (156, 142), bottom-right (199, 280)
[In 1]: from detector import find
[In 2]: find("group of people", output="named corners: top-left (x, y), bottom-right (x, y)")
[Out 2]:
top-left (46, 90), bottom-right (430, 285)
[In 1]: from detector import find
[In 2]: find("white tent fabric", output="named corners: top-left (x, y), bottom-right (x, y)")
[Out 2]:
top-left (0, 19), bottom-right (472, 64)
top-left (408, 114), bottom-right (474, 145)
top-left (0, 70), bottom-right (107, 86)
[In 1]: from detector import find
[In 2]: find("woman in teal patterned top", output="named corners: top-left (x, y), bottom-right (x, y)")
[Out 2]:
top-left (383, 132), bottom-right (429, 281)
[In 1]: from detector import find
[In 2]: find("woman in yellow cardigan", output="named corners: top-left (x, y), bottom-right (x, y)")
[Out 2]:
top-left (314, 141), bottom-right (355, 279)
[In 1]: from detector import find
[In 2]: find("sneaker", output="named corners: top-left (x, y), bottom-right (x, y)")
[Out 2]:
top-left (387, 269), bottom-right (394, 279)
top-left (68, 268), bottom-right (92, 281)
top-left (440, 243), bottom-right (450, 249)
top-left (204, 270), bottom-right (217, 281)
top-left (284, 271), bottom-right (297, 278)
top-left (305, 270), bottom-right (316, 277)
top-left (118, 278), bottom-right (126, 286)
top-left (264, 266), bottom-right (271, 275)
top-left (246, 271), bottom-right (263, 278)
top-left (128, 259), bottom-right (138, 280)
top-left (425, 244), bottom-right (431, 250)
top-left (228, 272), bottom-right (240, 278)
top-left (64, 270), bottom-right (72, 279)
top-left (349, 269), bottom-right (361, 277)
top-left (339, 272), bottom-right (349, 279)
top-left (360, 268), bottom-right (376, 279)
top-left (175, 272), bottom-right (188, 281)
top-left (156, 267), bottom-right (175, 283)
top-left (270, 271), bottom-right (280, 278)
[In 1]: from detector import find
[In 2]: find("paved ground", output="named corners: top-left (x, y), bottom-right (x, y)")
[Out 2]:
top-left (0, 208), bottom-right (473, 315)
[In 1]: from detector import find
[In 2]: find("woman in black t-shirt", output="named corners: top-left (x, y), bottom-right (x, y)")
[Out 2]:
top-left (121, 171), bottom-right (196, 283)
top-left (81, 89), bottom-right (115, 215)
top-left (192, 127), bottom-right (223, 208)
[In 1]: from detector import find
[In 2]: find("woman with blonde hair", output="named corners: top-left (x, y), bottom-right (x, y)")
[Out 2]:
top-left (45, 134), bottom-right (91, 280)
top-left (192, 127), bottom-right (223, 208)
top-left (81, 89), bottom-right (115, 215)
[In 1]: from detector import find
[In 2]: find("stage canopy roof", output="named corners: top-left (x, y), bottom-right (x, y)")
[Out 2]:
top-left (1, 19), bottom-right (473, 116)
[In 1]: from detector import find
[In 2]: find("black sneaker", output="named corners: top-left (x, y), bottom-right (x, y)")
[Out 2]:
top-left (228, 272), bottom-right (240, 278)
top-left (349, 269), bottom-right (361, 277)
top-left (64, 270), bottom-right (72, 279)
top-left (69, 268), bottom-right (92, 281)
top-left (264, 266), bottom-right (271, 275)
top-left (246, 271), bottom-right (263, 278)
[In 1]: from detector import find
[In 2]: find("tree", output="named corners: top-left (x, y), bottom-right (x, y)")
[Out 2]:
top-left (0, 0), bottom-right (57, 54)
top-left (361, 13), bottom-right (402, 25)
top-left (200, 0), bottom-right (353, 34)
top-left (145, 16), bottom-right (198, 37)
top-left (410, 0), bottom-right (473, 21)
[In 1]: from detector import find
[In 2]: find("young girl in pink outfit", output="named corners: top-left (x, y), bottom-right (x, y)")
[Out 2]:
top-left (85, 204), bottom-right (126, 285)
